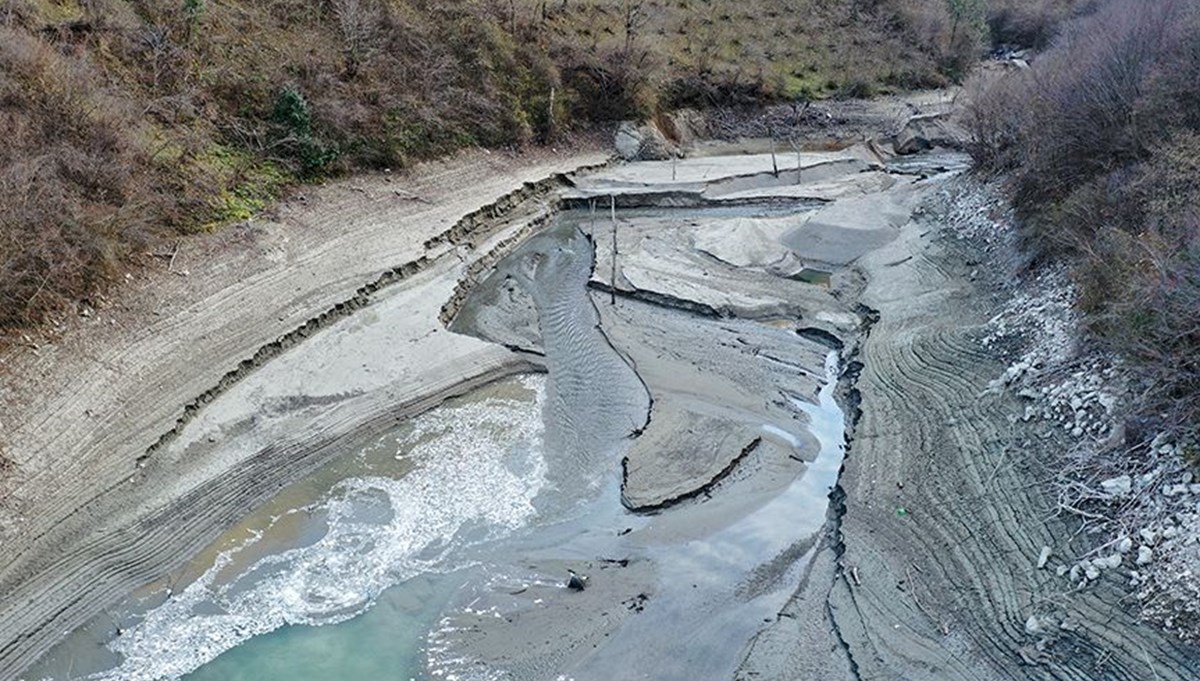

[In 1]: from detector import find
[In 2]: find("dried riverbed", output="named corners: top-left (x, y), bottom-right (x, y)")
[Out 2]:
top-left (14, 129), bottom-right (1200, 681)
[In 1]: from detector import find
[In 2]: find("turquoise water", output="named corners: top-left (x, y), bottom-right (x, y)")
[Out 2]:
top-left (29, 376), bottom-right (561, 681)
top-left (28, 207), bottom-right (849, 680)
top-left (31, 351), bottom-right (846, 681)
top-left (182, 572), bottom-right (462, 681)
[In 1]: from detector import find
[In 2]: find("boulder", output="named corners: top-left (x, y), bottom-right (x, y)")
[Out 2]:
top-left (614, 121), bottom-right (678, 161)
top-left (661, 109), bottom-right (708, 148)
top-left (893, 127), bottom-right (932, 155)
top-left (891, 112), bottom-right (965, 154)
top-left (1100, 474), bottom-right (1132, 498)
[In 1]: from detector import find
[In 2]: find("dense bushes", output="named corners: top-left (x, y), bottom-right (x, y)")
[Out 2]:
top-left (0, 0), bottom-right (568, 330)
top-left (0, 26), bottom-right (160, 327)
top-left (966, 0), bottom-right (1200, 441)
top-left (984, 0), bottom-right (1075, 49)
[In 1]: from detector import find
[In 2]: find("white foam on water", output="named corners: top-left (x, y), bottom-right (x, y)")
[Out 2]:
top-left (84, 377), bottom-right (547, 681)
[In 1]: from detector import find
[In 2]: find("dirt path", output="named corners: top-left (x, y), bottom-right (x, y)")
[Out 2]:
top-left (738, 178), bottom-right (1200, 679)
top-left (0, 144), bottom-right (608, 679)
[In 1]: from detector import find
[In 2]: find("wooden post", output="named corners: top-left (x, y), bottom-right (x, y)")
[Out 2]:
top-left (791, 138), bottom-right (802, 185)
top-left (610, 195), bottom-right (618, 305)
top-left (769, 129), bottom-right (779, 178)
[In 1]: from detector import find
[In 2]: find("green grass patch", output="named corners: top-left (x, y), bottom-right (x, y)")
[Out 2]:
top-left (199, 145), bottom-right (292, 229)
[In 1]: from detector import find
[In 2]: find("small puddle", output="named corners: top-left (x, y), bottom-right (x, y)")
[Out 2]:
top-left (789, 267), bottom-right (832, 287)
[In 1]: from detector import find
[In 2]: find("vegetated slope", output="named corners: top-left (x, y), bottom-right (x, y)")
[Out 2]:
top-left (965, 0), bottom-right (1200, 640)
top-left (0, 0), bottom-right (1011, 336)
top-left (967, 0), bottom-right (1200, 448)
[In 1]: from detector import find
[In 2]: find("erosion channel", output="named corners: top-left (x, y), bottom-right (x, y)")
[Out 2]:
top-left (27, 139), bottom-right (1192, 681)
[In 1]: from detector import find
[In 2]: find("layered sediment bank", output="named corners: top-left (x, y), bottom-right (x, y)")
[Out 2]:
top-left (5, 93), bottom-right (1199, 680)
top-left (0, 147), bottom-right (608, 679)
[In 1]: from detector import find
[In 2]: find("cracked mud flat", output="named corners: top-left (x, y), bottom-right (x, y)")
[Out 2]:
top-left (11, 137), bottom-right (1200, 681)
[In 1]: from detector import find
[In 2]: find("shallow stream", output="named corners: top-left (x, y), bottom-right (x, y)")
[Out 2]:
top-left (30, 207), bottom-right (848, 681)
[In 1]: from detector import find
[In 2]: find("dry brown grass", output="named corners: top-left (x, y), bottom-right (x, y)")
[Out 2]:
top-left (0, 0), bottom-right (972, 337)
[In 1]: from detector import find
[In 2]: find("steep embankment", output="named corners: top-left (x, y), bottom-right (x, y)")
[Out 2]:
top-left (0, 147), bottom-right (607, 679)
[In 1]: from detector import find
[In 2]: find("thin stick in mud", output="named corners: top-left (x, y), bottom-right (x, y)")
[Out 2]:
top-left (610, 194), bottom-right (618, 306)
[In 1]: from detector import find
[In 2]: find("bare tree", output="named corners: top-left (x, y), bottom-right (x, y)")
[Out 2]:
top-left (331, 0), bottom-right (382, 77)
top-left (621, 0), bottom-right (651, 55)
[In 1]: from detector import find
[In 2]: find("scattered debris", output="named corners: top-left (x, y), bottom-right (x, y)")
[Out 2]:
top-left (566, 569), bottom-right (588, 591)
top-left (942, 177), bottom-right (1200, 642)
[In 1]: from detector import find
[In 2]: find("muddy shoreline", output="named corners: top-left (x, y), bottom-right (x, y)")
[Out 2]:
top-left (0, 148), bottom-right (608, 680)
top-left (3, 93), bottom-right (1198, 680)
top-left (738, 178), bottom-right (1200, 680)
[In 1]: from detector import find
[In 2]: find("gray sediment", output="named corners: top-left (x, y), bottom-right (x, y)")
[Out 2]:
top-left (0, 161), bottom-right (608, 681)
top-left (15, 128), bottom-right (1198, 681)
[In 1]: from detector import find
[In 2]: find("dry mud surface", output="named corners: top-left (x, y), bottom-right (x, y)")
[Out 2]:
top-left (3, 112), bottom-right (1199, 680)
top-left (0, 146), bottom-right (608, 679)
top-left (738, 180), bottom-right (1200, 680)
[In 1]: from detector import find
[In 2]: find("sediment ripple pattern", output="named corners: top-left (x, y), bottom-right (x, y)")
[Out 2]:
top-left (828, 222), bottom-right (1200, 679)
top-left (511, 225), bottom-right (651, 480)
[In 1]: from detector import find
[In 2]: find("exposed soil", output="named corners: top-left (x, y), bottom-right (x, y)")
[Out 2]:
top-left (0, 144), bottom-right (608, 679)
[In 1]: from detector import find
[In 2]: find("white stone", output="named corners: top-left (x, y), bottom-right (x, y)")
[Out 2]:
top-left (1037, 546), bottom-right (1052, 569)
top-left (1095, 554), bottom-right (1122, 570)
top-left (1163, 484), bottom-right (1187, 497)
top-left (1140, 528), bottom-right (1160, 545)
top-left (1116, 536), bottom-right (1133, 554)
top-left (1100, 475), bottom-right (1132, 498)
top-left (1136, 546), bottom-right (1154, 566)
top-left (1024, 615), bottom-right (1043, 636)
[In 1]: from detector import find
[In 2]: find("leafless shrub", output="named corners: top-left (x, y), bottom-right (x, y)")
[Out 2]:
top-left (970, 11), bottom-right (1200, 631)
top-left (961, 69), bottom-right (1025, 169)
top-left (885, 0), bottom-right (988, 80)
top-left (330, 0), bottom-right (383, 76)
top-left (986, 0), bottom-right (1076, 49)
top-left (966, 0), bottom-right (1199, 244)
top-left (0, 28), bottom-right (156, 327)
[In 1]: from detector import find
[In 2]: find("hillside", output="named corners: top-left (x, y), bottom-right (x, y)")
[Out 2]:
top-left (0, 0), bottom-right (1039, 336)
top-left (966, 0), bottom-right (1200, 642)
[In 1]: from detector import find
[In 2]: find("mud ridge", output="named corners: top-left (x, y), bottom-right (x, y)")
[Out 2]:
top-left (620, 437), bottom-right (763, 512)
top-left (561, 192), bottom-right (829, 211)
top-left (588, 281), bottom-right (722, 318)
top-left (820, 305), bottom-right (879, 681)
top-left (141, 169), bottom-right (601, 467)
top-left (438, 204), bottom-right (561, 326)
